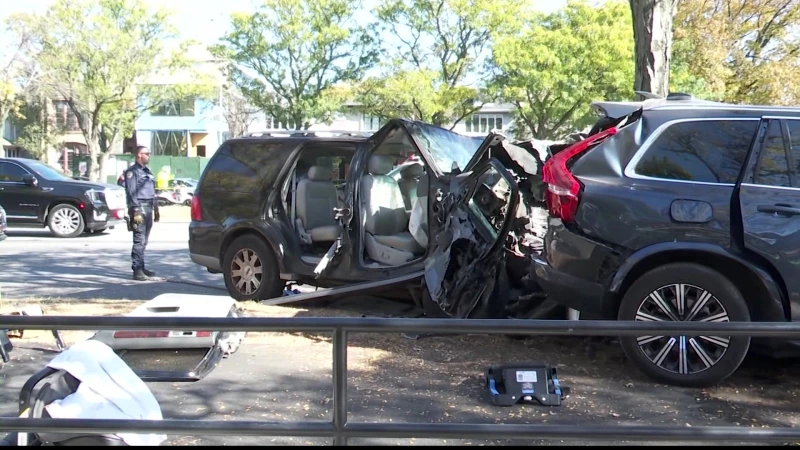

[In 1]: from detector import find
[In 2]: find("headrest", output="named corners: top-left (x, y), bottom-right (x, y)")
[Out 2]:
top-left (368, 155), bottom-right (394, 176)
top-left (307, 166), bottom-right (331, 181)
top-left (399, 163), bottom-right (424, 179)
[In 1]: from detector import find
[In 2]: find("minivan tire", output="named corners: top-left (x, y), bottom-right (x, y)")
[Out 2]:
top-left (617, 262), bottom-right (751, 388)
top-left (47, 204), bottom-right (85, 238)
top-left (223, 235), bottom-right (285, 302)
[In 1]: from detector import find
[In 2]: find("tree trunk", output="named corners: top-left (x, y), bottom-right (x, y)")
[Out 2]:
top-left (97, 151), bottom-right (110, 183)
top-left (630, 0), bottom-right (678, 99)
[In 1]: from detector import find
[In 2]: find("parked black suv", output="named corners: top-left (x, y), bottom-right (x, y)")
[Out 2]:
top-left (534, 96), bottom-right (800, 386)
top-left (189, 121), bottom-right (547, 316)
top-left (0, 158), bottom-right (127, 238)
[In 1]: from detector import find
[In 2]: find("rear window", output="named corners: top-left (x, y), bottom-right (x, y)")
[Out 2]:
top-left (200, 141), bottom-right (286, 193)
top-left (633, 119), bottom-right (759, 184)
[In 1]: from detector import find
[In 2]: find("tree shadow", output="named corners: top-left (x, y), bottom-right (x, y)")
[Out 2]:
top-left (0, 249), bottom-right (226, 301)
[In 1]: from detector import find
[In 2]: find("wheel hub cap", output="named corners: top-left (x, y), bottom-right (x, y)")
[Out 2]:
top-left (231, 249), bottom-right (263, 295)
top-left (635, 283), bottom-right (730, 375)
top-left (53, 208), bottom-right (80, 235)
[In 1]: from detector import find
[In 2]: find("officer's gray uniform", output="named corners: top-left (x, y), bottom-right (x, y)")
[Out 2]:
top-left (124, 163), bottom-right (158, 274)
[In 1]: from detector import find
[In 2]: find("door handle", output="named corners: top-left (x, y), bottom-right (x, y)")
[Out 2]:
top-left (757, 204), bottom-right (800, 216)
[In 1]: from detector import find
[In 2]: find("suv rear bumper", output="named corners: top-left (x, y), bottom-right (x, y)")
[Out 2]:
top-left (532, 219), bottom-right (623, 318)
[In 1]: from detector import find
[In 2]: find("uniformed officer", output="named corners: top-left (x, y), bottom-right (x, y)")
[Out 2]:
top-left (124, 145), bottom-right (160, 281)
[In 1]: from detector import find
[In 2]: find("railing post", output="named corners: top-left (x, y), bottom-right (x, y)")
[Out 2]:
top-left (332, 328), bottom-right (348, 446)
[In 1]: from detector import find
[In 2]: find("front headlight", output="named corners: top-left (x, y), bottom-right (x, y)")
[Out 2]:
top-left (86, 189), bottom-right (104, 203)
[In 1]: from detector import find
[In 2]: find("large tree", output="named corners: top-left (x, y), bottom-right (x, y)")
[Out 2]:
top-left (357, 0), bottom-right (529, 128)
top-left (24, 0), bottom-right (200, 181)
top-left (672, 0), bottom-right (800, 105)
top-left (210, 0), bottom-right (377, 130)
top-left (629, 0), bottom-right (679, 98)
top-left (0, 15), bottom-right (39, 133)
top-left (489, 0), bottom-right (635, 140)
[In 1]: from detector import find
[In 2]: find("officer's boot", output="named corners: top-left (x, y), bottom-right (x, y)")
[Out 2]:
top-left (133, 268), bottom-right (148, 281)
top-left (143, 267), bottom-right (157, 277)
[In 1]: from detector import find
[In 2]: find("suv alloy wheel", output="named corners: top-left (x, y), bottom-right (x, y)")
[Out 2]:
top-left (223, 235), bottom-right (285, 301)
top-left (617, 263), bottom-right (751, 387)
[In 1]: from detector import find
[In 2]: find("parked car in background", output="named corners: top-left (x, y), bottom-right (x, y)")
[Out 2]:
top-left (189, 121), bottom-right (548, 319)
top-left (0, 157), bottom-right (127, 238)
top-left (0, 204), bottom-right (6, 241)
top-left (535, 94), bottom-right (800, 387)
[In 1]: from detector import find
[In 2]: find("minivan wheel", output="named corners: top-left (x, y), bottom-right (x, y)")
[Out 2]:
top-left (47, 204), bottom-right (85, 238)
top-left (223, 235), bottom-right (285, 301)
top-left (617, 263), bottom-right (751, 388)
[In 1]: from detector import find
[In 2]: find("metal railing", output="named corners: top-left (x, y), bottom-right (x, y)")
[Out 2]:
top-left (2, 315), bottom-right (800, 445)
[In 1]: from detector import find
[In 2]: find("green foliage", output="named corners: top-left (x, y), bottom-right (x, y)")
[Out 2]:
top-left (672, 0), bottom-right (800, 105)
top-left (22, 0), bottom-right (199, 179)
top-left (488, 0), bottom-right (634, 140)
top-left (210, 0), bottom-right (377, 129)
top-left (9, 95), bottom-right (62, 160)
top-left (357, 0), bottom-right (529, 128)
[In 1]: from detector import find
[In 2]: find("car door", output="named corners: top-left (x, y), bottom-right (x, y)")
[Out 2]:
top-left (422, 156), bottom-right (520, 318)
top-left (312, 129), bottom-right (397, 277)
top-left (0, 161), bottom-right (38, 221)
top-left (738, 117), bottom-right (800, 320)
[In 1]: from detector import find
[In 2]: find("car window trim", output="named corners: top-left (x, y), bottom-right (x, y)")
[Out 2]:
top-left (0, 161), bottom-right (32, 184)
top-left (623, 116), bottom-right (761, 187)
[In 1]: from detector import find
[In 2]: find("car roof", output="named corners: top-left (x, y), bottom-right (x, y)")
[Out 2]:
top-left (592, 94), bottom-right (800, 120)
top-left (233, 129), bottom-right (374, 142)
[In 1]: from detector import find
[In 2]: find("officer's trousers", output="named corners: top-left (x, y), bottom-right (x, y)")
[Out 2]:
top-left (131, 205), bottom-right (154, 271)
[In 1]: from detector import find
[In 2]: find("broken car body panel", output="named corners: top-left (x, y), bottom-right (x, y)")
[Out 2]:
top-left (424, 158), bottom-right (521, 318)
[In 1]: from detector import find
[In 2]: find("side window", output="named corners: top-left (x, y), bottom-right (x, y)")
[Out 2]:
top-left (201, 142), bottom-right (286, 194)
top-left (785, 120), bottom-right (800, 185)
top-left (754, 120), bottom-right (790, 188)
top-left (635, 120), bottom-right (759, 184)
top-left (228, 142), bottom-right (285, 190)
top-left (0, 162), bottom-right (29, 182)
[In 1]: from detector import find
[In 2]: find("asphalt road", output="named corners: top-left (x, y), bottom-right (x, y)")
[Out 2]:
top-left (0, 221), bottom-right (228, 300)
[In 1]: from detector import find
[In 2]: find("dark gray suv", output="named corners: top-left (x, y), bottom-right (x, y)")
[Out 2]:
top-left (534, 96), bottom-right (800, 387)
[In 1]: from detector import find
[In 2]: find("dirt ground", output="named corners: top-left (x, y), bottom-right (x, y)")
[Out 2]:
top-left (3, 297), bottom-right (800, 445)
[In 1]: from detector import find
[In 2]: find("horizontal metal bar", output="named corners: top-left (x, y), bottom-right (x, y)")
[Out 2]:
top-left (2, 419), bottom-right (798, 443)
top-left (0, 418), bottom-right (335, 437)
top-left (3, 316), bottom-right (800, 337)
top-left (344, 423), bottom-right (800, 442)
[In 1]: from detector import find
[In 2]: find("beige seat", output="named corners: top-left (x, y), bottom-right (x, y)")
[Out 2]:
top-left (360, 155), bottom-right (424, 266)
top-left (296, 166), bottom-right (341, 244)
top-left (397, 163), bottom-right (424, 212)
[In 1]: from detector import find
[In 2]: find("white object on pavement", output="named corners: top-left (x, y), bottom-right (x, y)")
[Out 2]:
top-left (44, 339), bottom-right (167, 446)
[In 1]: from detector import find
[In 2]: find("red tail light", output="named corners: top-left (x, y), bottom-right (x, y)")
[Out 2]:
top-left (542, 128), bottom-right (618, 223)
top-left (196, 331), bottom-right (212, 337)
top-left (113, 331), bottom-right (170, 339)
top-left (190, 194), bottom-right (202, 221)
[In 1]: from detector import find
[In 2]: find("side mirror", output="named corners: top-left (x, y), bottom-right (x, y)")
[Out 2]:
top-left (22, 174), bottom-right (38, 187)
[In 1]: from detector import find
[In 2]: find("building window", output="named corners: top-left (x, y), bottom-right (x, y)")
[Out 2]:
top-left (53, 101), bottom-right (81, 131)
top-left (362, 115), bottom-right (383, 131)
top-left (465, 114), bottom-right (503, 133)
top-left (265, 117), bottom-right (298, 130)
top-left (151, 97), bottom-right (196, 117)
top-left (151, 131), bottom-right (187, 156)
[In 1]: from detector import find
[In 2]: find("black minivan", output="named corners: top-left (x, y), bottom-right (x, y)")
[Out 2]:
top-left (188, 121), bottom-right (547, 319)
top-left (535, 96), bottom-right (800, 386)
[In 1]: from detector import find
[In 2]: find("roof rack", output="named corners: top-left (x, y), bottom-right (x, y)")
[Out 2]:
top-left (243, 129), bottom-right (375, 138)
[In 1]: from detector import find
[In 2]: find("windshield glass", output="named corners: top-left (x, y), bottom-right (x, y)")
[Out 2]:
top-left (408, 121), bottom-right (483, 174)
top-left (24, 160), bottom-right (73, 182)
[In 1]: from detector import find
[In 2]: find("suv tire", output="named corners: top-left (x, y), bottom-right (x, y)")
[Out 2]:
top-left (223, 235), bottom-right (285, 301)
top-left (617, 262), bottom-right (751, 388)
top-left (47, 204), bottom-right (85, 238)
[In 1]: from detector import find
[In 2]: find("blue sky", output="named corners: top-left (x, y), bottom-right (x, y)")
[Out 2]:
top-left (1, 0), bottom-right (569, 49)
